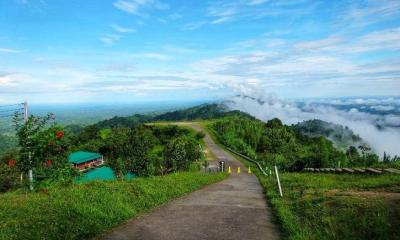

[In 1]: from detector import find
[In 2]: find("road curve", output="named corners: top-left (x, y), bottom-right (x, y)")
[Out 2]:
top-left (99, 122), bottom-right (280, 240)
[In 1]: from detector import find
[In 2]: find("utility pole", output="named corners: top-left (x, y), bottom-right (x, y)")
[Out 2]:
top-left (23, 101), bottom-right (33, 191)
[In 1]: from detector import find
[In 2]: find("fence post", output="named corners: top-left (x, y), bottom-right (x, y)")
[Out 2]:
top-left (274, 165), bottom-right (283, 197)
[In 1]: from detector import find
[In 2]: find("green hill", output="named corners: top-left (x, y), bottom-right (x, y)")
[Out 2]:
top-left (153, 103), bottom-right (228, 121)
top-left (293, 119), bottom-right (364, 150)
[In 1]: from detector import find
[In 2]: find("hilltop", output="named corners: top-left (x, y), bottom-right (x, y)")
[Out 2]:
top-left (293, 119), bottom-right (364, 150)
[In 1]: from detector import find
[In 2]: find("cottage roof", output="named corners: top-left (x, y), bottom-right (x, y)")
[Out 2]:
top-left (68, 151), bottom-right (102, 164)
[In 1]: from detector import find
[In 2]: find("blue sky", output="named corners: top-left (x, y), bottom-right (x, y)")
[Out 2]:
top-left (0, 0), bottom-right (400, 104)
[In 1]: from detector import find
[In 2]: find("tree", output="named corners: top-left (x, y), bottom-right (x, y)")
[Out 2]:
top-left (14, 113), bottom-right (70, 189)
top-left (78, 125), bottom-right (100, 143)
top-left (265, 118), bottom-right (283, 128)
top-left (164, 136), bottom-right (203, 172)
top-left (103, 128), bottom-right (130, 178)
top-left (126, 126), bottom-right (157, 176)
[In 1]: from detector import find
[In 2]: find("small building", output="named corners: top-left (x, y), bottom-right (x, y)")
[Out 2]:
top-left (68, 151), bottom-right (104, 171)
top-left (75, 166), bottom-right (136, 183)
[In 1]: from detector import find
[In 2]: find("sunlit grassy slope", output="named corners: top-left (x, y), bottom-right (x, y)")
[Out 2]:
top-left (0, 172), bottom-right (227, 240)
top-left (238, 157), bottom-right (400, 240)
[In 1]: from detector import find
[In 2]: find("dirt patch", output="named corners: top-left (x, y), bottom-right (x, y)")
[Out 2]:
top-left (328, 189), bottom-right (400, 200)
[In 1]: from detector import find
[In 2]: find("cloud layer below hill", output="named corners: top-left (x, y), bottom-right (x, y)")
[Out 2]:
top-left (226, 94), bottom-right (400, 157)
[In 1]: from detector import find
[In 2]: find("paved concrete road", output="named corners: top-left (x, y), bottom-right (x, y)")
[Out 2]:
top-left (100, 123), bottom-right (280, 240)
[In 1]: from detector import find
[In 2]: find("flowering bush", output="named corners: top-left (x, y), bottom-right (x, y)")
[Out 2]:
top-left (0, 162), bottom-right (19, 192)
top-left (13, 113), bottom-right (74, 190)
top-left (8, 159), bottom-right (15, 168)
top-left (56, 130), bottom-right (64, 140)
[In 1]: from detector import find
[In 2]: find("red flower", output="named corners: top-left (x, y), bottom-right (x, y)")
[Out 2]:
top-left (48, 140), bottom-right (55, 146)
top-left (56, 130), bottom-right (64, 140)
top-left (46, 160), bottom-right (52, 167)
top-left (8, 159), bottom-right (15, 168)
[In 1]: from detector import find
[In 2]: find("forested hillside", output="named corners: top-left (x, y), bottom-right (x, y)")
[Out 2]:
top-left (210, 114), bottom-right (382, 170)
top-left (69, 103), bottom-right (227, 132)
top-left (153, 103), bottom-right (227, 121)
top-left (293, 119), bottom-right (363, 150)
top-left (0, 135), bottom-right (16, 156)
top-left (94, 114), bottom-right (153, 129)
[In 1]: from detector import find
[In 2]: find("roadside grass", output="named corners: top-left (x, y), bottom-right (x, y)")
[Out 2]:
top-left (234, 156), bottom-right (400, 240)
top-left (204, 122), bottom-right (400, 240)
top-left (0, 172), bottom-right (227, 240)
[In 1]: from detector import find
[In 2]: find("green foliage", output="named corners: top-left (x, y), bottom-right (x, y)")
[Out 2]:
top-left (153, 103), bottom-right (227, 121)
top-left (293, 119), bottom-right (363, 150)
top-left (126, 126), bottom-right (158, 176)
top-left (195, 131), bottom-right (206, 140)
top-left (0, 164), bottom-right (20, 192)
top-left (94, 125), bottom-right (204, 177)
top-left (0, 134), bottom-right (17, 157)
top-left (212, 115), bottom-right (264, 159)
top-left (11, 114), bottom-right (73, 191)
top-left (211, 114), bottom-right (381, 170)
top-left (77, 124), bottom-right (100, 144)
top-left (0, 172), bottom-right (227, 240)
top-left (164, 136), bottom-right (203, 172)
top-left (95, 114), bottom-right (152, 129)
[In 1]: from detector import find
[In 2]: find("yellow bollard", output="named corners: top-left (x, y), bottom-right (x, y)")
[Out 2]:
top-left (237, 166), bottom-right (241, 173)
top-left (228, 166), bottom-right (231, 174)
top-left (248, 166), bottom-right (252, 174)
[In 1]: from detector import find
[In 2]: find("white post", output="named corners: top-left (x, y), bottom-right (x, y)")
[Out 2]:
top-left (24, 101), bottom-right (33, 191)
top-left (23, 101), bottom-right (28, 122)
top-left (274, 165), bottom-right (283, 197)
top-left (28, 168), bottom-right (33, 191)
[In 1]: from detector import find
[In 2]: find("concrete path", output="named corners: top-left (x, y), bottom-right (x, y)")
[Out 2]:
top-left (100, 123), bottom-right (280, 240)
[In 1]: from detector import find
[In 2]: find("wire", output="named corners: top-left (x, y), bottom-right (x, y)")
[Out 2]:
top-left (0, 113), bottom-right (22, 118)
top-left (0, 108), bottom-right (23, 113)
top-left (0, 103), bottom-right (23, 108)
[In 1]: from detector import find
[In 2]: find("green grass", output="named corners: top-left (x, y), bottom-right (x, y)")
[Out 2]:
top-left (236, 156), bottom-right (400, 240)
top-left (203, 122), bottom-right (400, 240)
top-left (0, 172), bottom-right (227, 240)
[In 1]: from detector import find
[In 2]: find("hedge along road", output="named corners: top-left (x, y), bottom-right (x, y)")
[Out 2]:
top-left (99, 122), bottom-right (280, 240)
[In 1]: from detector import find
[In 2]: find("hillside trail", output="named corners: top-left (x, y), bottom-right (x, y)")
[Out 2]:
top-left (99, 122), bottom-right (280, 240)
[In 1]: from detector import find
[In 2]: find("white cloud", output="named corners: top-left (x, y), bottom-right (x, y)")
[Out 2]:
top-left (371, 105), bottom-right (396, 111)
top-left (0, 48), bottom-right (23, 53)
top-left (247, 0), bottom-right (268, 6)
top-left (0, 97), bottom-right (8, 104)
top-left (113, 0), bottom-right (169, 16)
top-left (182, 21), bottom-right (207, 31)
top-left (294, 36), bottom-right (344, 51)
top-left (168, 13), bottom-right (182, 20)
top-left (292, 27), bottom-right (400, 54)
top-left (0, 74), bottom-right (14, 86)
top-left (211, 16), bottom-right (233, 24)
top-left (340, 0), bottom-right (400, 27)
top-left (206, 0), bottom-right (318, 25)
top-left (114, 0), bottom-right (141, 14)
top-left (138, 53), bottom-right (171, 61)
top-left (100, 34), bottom-right (122, 46)
top-left (110, 24), bottom-right (136, 33)
top-left (162, 45), bottom-right (196, 54)
top-left (227, 94), bottom-right (400, 156)
top-left (186, 24), bottom-right (400, 97)
top-left (208, 4), bottom-right (238, 24)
